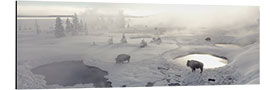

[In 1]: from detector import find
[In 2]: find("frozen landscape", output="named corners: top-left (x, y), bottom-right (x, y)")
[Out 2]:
top-left (16, 1), bottom-right (259, 89)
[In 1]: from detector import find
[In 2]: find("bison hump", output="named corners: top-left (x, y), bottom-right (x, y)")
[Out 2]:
top-left (116, 54), bottom-right (130, 59)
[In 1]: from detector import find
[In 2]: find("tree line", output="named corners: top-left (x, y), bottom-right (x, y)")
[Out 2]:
top-left (54, 13), bottom-right (87, 38)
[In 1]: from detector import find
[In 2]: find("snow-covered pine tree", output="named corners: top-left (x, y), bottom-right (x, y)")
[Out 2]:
top-left (35, 20), bottom-right (40, 34)
top-left (84, 23), bottom-right (88, 35)
top-left (79, 19), bottom-right (83, 32)
top-left (120, 33), bottom-right (128, 43)
top-left (108, 36), bottom-right (113, 45)
top-left (156, 37), bottom-right (162, 44)
top-left (72, 13), bottom-right (79, 36)
top-left (150, 36), bottom-right (162, 44)
top-left (54, 17), bottom-right (65, 38)
top-left (65, 18), bottom-right (72, 33)
top-left (140, 39), bottom-right (147, 48)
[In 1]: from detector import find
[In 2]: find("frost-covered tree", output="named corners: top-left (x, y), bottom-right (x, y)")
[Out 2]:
top-left (79, 19), bottom-right (83, 32)
top-left (140, 39), bottom-right (147, 48)
top-left (84, 23), bottom-right (88, 35)
top-left (108, 37), bottom-right (113, 45)
top-left (54, 17), bottom-right (65, 38)
top-left (65, 18), bottom-right (72, 33)
top-left (35, 20), bottom-right (40, 34)
top-left (120, 33), bottom-right (128, 43)
top-left (72, 13), bottom-right (79, 36)
top-left (150, 36), bottom-right (162, 44)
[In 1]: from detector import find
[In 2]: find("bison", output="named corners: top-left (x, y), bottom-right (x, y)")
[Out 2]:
top-left (115, 54), bottom-right (131, 64)
top-left (205, 37), bottom-right (211, 42)
top-left (186, 60), bottom-right (204, 73)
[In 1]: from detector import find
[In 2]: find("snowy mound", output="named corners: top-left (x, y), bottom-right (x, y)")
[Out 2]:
top-left (83, 43), bottom-right (178, 87)
top-left (17, 24), bottom-right (259, 88)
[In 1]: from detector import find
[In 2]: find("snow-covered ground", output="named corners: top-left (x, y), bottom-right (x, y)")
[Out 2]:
top-left (17, 24), bottom-right (259, 88)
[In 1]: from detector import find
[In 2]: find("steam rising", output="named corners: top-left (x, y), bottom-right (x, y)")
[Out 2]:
top-left (17, 2), bottom-right (259, 32)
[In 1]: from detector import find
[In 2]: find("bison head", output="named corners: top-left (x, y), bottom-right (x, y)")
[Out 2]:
top-left (186, 60), bottom-right (191, 67)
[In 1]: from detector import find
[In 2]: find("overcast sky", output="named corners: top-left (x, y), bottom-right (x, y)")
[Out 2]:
top-left (17, 1), bottom-right (259, 16)
top-left (17, 1), bottom-right (259, 30)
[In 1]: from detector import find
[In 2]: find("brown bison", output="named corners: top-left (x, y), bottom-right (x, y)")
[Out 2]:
top-left (205, 37), bottom-right (211, 42)
top-left (186, 60), bottom-right (204, 73)
top-left (115, 54), bottom-right (131, 64)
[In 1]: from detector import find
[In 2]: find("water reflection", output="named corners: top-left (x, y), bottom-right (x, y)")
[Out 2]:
top-left (175, 54), bottom-right (228, 69)
top-left (31, 60), bottom-right (111, 87)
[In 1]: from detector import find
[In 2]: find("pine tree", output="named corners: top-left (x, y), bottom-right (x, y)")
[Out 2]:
top-left (79, 19), bottom-right (83, 32)
top-left (54, 17), bottom-right (65, 38)
top-left (65, 18), bottom-right (72, 33)
top-left (120, 33), bottom-right (127, 43)
top-left (72, 13), bottom-right (79, 36)
top-left (35, 20), bottom-right (40, 34)
top-left (140, 39), bottom-right (147, 48)
top-left (84, 23), bottom-right (88, 35)
top-left (108, 36), bottom-right (113, 45)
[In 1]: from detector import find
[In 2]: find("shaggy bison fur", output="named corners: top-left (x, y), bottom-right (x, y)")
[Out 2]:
top-left (186, 60), bottom-right (204, 73)
top-left (115, 54), bottom-right (131, 64)
top-left (205, 37), bottom-right (211, 42)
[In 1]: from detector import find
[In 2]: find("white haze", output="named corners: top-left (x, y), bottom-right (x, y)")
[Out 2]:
top-left (87, 6), bottom-right (259, 33)
top-left (17, 2), bottom-right (259, 29)
top-left (16, 2), bottom-right (260, 89)
top-left (132, 6), bottom-right (259, 30)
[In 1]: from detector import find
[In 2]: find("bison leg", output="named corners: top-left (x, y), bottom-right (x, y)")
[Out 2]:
top-left (200, 68), bottom-right (203, 73)
top-left (192, 68), bottom-right (195, 72)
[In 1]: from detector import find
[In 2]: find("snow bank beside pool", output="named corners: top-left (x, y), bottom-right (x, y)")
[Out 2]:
top-left (17, 64), bottom-right (95, 89)
top-left (83, 57), bottom-right (165, 87)
top-left (161, 41), bottom-right (259, 85)
top-left (83, 43), bottom-right (177, 87)
top-left (231, 43), bottom-right (260, 84)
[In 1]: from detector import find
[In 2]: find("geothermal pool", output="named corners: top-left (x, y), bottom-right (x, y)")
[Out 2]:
top-left (31, 60), bottom-right (111, 87)
top-left (175, 54), bottom-right (228, 69)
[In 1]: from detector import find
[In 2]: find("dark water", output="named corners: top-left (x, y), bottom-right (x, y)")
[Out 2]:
top-left (31, 60), bottom-right (111, 87)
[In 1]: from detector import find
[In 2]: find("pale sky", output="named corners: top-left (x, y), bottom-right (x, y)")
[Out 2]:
top-left (17, 1), bottom-right (259, 29)
top-left (17, 1), bottom-right (259, 16)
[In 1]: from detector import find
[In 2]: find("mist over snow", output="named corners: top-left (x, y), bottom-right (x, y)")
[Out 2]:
top-left (132, 6), bottom-right (259, 31)
top-left (16, 1), bottom-right (259, 89)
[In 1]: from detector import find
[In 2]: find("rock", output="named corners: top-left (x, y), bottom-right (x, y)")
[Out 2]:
top-left (166, 79), bottom-right (171, 83)
top-left (208, 78), bottom-right (215, 82)
top-left (157, 67), bottom-right (169, 70)
top-left (146, 82), bottom-right (155, 87)
top-left (105, 81), bottom-right (112, 87)
top-left (168, 83), bottom-right (180, 86)
top-left (175, 74), bottom-right (181, 77)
